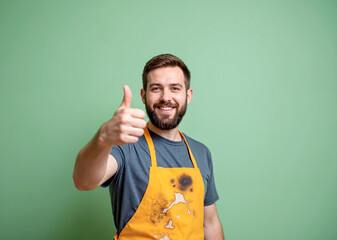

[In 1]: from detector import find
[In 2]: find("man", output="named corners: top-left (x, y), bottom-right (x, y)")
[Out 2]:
top-left (73, 54), bottom-right (224, 239)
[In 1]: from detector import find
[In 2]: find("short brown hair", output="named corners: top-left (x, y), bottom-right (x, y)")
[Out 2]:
top-left (142, 54), bottom-right (191, 90)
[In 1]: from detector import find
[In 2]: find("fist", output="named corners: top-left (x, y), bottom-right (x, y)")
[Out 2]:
top-left (100, 85), bottom-right (147, 146)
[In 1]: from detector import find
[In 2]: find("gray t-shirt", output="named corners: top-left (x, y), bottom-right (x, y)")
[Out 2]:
top-left (103, 129), bottom-right (219, 234)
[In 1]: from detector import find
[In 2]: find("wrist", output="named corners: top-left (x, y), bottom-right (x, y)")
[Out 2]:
top-left (97, 124), bottom-right (113, 148)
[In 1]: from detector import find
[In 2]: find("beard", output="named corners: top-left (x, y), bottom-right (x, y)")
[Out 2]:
top-left (145, 98), bottom-right (187, 130)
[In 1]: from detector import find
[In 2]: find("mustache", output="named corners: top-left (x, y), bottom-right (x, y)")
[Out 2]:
top-left (153, 102), bottom-right (178, 108)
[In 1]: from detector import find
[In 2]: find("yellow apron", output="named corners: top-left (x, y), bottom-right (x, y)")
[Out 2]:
top-left (114, 127), bottom-right (205, 240)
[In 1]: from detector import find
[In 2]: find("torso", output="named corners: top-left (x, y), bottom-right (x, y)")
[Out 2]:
top-left (106, 129), bottom-right (219, 234)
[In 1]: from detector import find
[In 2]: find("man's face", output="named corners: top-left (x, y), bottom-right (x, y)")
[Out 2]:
top-left (141, 66), bottom-right (193, 130)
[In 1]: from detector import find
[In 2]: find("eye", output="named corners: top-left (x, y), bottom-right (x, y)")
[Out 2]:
top-left (172, 87), bottom-right (181, 91)
top-left (151, 87), bottom-right (161, 92)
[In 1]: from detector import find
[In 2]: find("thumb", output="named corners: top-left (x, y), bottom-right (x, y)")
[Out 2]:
top-left (120, 85), bottom-right (132, 108)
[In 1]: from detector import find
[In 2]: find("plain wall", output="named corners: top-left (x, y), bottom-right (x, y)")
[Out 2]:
top-left (1, 1), bottom-right (336, 239)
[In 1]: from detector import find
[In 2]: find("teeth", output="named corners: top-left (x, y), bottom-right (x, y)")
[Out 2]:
top-left (160, 107), bottom-right (172, 110)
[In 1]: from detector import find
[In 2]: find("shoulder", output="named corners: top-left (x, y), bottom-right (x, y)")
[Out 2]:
top-left (181, 132), bottom-right (212, 159)
top-left (182, 133), bottom-right (211, 152)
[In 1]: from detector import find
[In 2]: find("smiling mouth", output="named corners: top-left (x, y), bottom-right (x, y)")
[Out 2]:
top-left (160, 106), bottom-right (173, 110)
top-left (155, 105), bottom-right (176, 114)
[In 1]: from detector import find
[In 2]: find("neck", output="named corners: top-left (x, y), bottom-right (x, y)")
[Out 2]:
top-left (147, 122), bottom-right (182, 141)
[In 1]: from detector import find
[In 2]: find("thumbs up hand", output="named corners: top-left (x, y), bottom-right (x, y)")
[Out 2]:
top-left (120, 84), bottom-right (133, 109)
top-left (100, 85), bottom-right (147, 146)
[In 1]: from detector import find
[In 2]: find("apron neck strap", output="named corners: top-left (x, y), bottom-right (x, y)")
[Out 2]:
top-left (143, 127), bottom-right (198, 168)
top-left (144, 127), bottom-right (157, 167)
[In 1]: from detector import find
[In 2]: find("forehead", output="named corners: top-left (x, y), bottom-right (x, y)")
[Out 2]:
top-left (147, 66), bottom-right (185, 86)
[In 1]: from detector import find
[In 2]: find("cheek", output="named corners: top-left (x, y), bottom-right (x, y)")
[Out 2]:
top-left (148, 93), bottom-right (161, 102)
top-left (176, 95), bottom-right (187, 104)
top-left (146, 95), bottom-right (157, 106)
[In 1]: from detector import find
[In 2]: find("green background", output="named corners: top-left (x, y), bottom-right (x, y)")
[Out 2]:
top-left (1, 0), bottom-right (336, 239)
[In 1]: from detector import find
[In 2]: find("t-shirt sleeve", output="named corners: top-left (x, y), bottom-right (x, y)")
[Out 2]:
top-left (204, 148), bottom-right (219, 206)
top-left (101, 145), bottom-right (125, 187)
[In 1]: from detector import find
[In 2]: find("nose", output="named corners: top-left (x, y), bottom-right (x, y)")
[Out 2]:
top-left (160, 88), bottom-right (172, 102)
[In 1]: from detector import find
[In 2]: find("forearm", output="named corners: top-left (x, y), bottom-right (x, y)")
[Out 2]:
top-left (73, 128), bottom-right (113, 191)
top-left (204, 219), bottom-right (224, 240)
top-left (204, 204), bottom-right (224, 240)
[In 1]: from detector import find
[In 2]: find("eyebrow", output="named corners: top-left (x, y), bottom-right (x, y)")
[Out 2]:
top-left (149, 83), bottom-right (183, 87)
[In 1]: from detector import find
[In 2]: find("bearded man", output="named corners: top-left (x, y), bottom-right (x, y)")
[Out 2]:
top-left (73, 54), bottom-right (224, 240)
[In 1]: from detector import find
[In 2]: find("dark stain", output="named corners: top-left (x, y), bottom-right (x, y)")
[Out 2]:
top-left (190, 188), bottom-right (193, 192)
top-left (173, 184), bottom-right (175, 188)
top-left (170, 179), bottom-right (175, 183)
top-left (178, 174), bottom-right (193, 191)
top-left (150, 196), bottom-right (168, 225)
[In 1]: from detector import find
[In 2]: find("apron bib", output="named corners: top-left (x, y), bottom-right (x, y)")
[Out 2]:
top-left (114, 128), bottom-right (205, 240)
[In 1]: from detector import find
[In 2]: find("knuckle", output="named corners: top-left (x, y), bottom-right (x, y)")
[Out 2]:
top-left (119, 115), bottom-right (128, 124)
top-left (123, 108), bottom-right (131, 115)
top-left (118, 134), bottom-right (128, 144)
top-left (119, 125), bottom-right (127, 133)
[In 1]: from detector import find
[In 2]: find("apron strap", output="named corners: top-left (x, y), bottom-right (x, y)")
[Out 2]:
top-left (179, 130), bottom-right (198, 168)
top-left (143, 127), bottom-right (198, 168)
top-left (144, 127), bottom-right (157, 167)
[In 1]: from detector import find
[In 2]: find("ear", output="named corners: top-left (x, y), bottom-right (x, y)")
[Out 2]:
top-left (141, 88), bottom-right (146, 104)
top-left (187, 88), bottom-right (193, 104)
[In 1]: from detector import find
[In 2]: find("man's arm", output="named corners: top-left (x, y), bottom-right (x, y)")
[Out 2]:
top-left (204, 203), bottom-right (224, 240)
top-left (73, 85), bottom-right (146, 191)
top-left (73, 131), bottom-right (118, 191)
